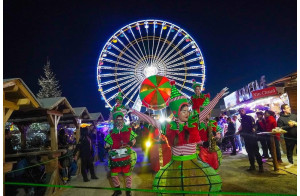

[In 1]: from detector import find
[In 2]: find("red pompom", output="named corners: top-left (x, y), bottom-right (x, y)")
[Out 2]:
top-left (118, 89), bottom-right (121, 92)
top-left (192, 79), bottom-right (196, 82)
top-left (170, 80), bottom-right (176, 85)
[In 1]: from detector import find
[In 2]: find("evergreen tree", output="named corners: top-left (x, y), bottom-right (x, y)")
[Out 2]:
top-left (37, 59), bottom-right (62, 98)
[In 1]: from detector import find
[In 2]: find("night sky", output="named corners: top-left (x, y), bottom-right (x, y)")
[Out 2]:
top-left (4, 0), bottom-right (297, 119)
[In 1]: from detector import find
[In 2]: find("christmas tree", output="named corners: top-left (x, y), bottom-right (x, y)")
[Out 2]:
top-left (37, 59), bottom-right (62, 98)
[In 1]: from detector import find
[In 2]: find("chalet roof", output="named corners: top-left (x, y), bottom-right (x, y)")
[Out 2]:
top-left (86, 112), bottom-right (104, 121)
top-left (37, 97), bottom-right (75, 115)
top-left (267, 72), bottom-right (297, 86)
top-left (4, 78), bottom-right (40, 110)
top-left (73, 107), bottom-right (91, 119)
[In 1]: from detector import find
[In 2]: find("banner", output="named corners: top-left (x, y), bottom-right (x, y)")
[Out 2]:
top-left (251, 86), bottom-right (278, 99)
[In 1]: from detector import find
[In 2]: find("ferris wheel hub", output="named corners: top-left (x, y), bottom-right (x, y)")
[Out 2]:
top-left (144, 65), bottom-right (158, 77)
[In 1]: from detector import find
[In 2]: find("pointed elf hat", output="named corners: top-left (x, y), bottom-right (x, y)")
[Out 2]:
top-left (115, 89), bottom-right (123, 102)
top-left (112, 107), bottom-right (124, 120)
top-left (192, 79), bottom-right (201, 90)
top-left (169, 80), bottom-right (189, 118)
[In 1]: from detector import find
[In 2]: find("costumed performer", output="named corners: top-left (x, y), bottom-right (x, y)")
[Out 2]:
top-left (130, 81), bottom-right (228, 195)
top-left (105, 109), bottom-right (137, 196)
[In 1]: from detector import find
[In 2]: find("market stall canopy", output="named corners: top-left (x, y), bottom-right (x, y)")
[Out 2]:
top-left (59, 107), bottom-right (91, 127)
top-left (8, 97), bottom-right (75, 123)
top-left (82, 112), bottom-right (104, 124)
top-left (4, 78), bottom-right (40, 111)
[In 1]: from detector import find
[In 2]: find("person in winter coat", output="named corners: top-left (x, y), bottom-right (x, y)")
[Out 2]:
top-left (264, 110), bottom-right (282, 163)
top-left (224, 117), bottom-right (236, 155)
top-left (238, 108), bottom-right (263, 172)
top-left (277, 104), bottom-right (297, 168)
top-left (255, 112), bottom-right (270, 158)
top-left (73, 127), bottom-right (98, 182)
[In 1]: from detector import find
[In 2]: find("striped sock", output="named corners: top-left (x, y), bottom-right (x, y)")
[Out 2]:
top-left (125, 175), bottom-right (132, 188)
top-left (111, 176), bottom-right (120, 187)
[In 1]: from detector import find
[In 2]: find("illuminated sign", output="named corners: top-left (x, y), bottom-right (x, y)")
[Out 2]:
top-left (224, 75), bottom-right (266, 109)
top-left (251, 86), bottom-right (278, 99)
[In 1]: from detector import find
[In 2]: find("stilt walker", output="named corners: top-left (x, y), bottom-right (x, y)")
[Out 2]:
top-left (131, 81), bottom-right (228, 195)
top-left (105, 109), bottom-right (137, 196)
top-left (191, 79), bottom-right (222, 171)
top-left (108, 90), bottom-right (127, 122)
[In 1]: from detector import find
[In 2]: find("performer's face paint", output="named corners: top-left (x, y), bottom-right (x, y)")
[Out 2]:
top-left (179, 105), bottom-right (190, 122)
top-left (195, 86), bottom-right (201, 96)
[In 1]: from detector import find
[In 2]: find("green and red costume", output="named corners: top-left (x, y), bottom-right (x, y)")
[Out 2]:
top-left (198, 120), bottom-right (223, 171)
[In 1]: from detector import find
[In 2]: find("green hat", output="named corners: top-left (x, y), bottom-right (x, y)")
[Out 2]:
top-left (115, 90), bottom-right (123, 102)
top-left (112, 108), bottom-right (124, 120)
top-left (169, 81), bottom-right (189, 118)
top-left (192, 79), bottom-right (201, 90)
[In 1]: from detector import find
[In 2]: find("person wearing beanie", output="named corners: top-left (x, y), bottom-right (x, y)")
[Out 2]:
top-left (105, 108), bottom-right (137, 196)
top-left (130, 80), bottom-right (228, 194)
top-left (191, 79), bottom-right (210, 114)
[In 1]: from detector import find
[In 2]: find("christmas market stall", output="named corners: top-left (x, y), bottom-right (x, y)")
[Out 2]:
top-left (6, 94), bottom-right (76, 196)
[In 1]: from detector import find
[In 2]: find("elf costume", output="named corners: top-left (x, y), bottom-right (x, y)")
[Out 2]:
top-left (109, 91), bottom-right (127, 121)
top-left (198, 120), bottom-right (223, 171)
top-left (131, 81), bottom-right (227, 195)
top-left (191, 79), bottom-right (210, 113)
top-left (105, 109), bottom-right (137, 196)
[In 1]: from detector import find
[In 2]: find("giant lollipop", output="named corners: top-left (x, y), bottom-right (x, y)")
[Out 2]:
top-left (139, 75), bottom-right (172, 110)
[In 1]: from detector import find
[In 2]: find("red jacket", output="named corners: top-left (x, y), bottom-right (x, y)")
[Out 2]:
top-left (265, 116), bottom-right (280, 140)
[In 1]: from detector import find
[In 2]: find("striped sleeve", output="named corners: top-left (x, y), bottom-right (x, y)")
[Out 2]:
top-left (131, 110), bottom-right (161, 129)
top-left (199, 89), bottom-right (226, 122)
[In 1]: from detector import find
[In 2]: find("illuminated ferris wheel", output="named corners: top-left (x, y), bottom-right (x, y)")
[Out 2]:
top-left (97, 19), bottom-right (206, 111)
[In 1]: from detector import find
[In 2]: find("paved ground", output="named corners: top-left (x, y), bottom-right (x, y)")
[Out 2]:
top-left (58, 148), bottom-right (297, 196)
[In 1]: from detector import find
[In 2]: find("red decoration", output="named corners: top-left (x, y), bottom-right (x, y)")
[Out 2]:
top-left (170, 80), bottom-right (176, 85)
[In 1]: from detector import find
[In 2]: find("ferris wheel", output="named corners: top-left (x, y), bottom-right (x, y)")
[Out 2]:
top-left (97, 19), bottom-right (206, 111)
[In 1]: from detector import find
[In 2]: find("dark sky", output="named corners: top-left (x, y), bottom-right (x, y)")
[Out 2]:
top-left (4, 0), bottom-right (297, 119)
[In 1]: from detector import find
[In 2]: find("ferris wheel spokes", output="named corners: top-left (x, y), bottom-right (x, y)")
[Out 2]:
top-left (128, 26), bottom-right (149, 65)
top-left (110, 44), bottom-right (141, 65)
top-left (106, 51), bottom-right (137, 67)
top-left (167, 57), bottom-right (200, 68)
top-left (155, 25), bottom-right (172, 64)
top-left (102, 59), bottom-right (135, 69)
top-left (164, 42), bottom-right (193, 65)
top-left (103, 78), bottom-right (136, 94)
top-left (100, 75), bottom-right (134, 86)
top-left (166, 65), bottom-right (204, 72)
top-left (136, 23), bottom-right (151, 65)
top-left (122, 29), bottom-right (148, 65)
top-left (116, 36), bottom-right (144, 64)
top-left (155, 30), bottom-right (180, 65)
top-left (165, 51), bottom-right (196, 67)
top-left (124, 84), bottom-right (140, 106)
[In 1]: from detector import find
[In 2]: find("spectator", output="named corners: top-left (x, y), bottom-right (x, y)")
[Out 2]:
top-left (265, 110), bottom-right (282, 163)
top-left (224, 117), bottom-right (236, 155)
top-left (238, 108), bottom-right (263, 172)
top-left (255, 112), bottom-right (270, 158)
top-left (277, 104), bottom-right (297, 169)
top-left (232, 115), bottom-right (243, 152)
top-left (74, 127), bottom-right (98, 182)
top-left (98, 132), bottom-right (106, 162)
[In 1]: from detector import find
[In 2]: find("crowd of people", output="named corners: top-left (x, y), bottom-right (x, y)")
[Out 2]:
top-left (215, 104), bottom-right (297, 171)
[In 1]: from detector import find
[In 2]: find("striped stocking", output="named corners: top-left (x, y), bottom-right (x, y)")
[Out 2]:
top-left (111, 176), bottom-right (120, 187)
top-left (125, 175), bottom-right (132, 188)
